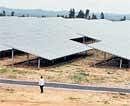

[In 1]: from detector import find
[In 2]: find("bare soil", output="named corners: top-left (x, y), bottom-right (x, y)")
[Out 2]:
top-left (0, 85), bottom-right (130, 106)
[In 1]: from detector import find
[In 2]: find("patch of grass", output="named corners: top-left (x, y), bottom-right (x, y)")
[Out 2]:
top-left (50, 69), bottom-right (62, 73)
top-left (5, 88), bottom-right (15, 93)
top-left (45, 75), bottom-right (57, 81)
top-left (90, 75), bottom-right (107, 83)
top-left (12, 69), bottom-right (29, 74)
top-left (8, 74), bottom-right (17, 79)
top-left (71, 70), bottom-right (89, 83)
top-left (12, 69), bottom-right (19, 73)
top-left (68, 97), bottom-right (80, 101)
top-left (104, 100), bottom-right (109, 104)
top-left (112, 95), bottom-right (118, 98)
top-left (0, 67), bottom-right (35, 76)
top-left (0, 68), bottom-right (20, 74)
top-left (71, 64), bottom-right (80, 66)
top-left (65, 65), bottom-right (71, 67)
top-left (118, 93), bottom-right (128, 99)
top-left (0, 68), bottom-right (9, 73)
top-left (107, 71), bottom-right (114, 74)
top-left (119, 93), bottom-right (127, 96)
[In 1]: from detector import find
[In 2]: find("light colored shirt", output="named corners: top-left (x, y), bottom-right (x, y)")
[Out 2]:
top-left (38, 79), bottom-right (45, 86)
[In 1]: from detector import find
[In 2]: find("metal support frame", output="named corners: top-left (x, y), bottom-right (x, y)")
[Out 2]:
top-left (38, 58), bottom-right (41, 70)
top-left (64, 56), bottom-right (67, 61)
top-left (11, 49), bottom-right (14, 67)
top-left (128, 60), bottom-right (130, 68)
top-left (52, 60), bottom-right (54, 64)
top-left (83, 37), bottom-right (88, 55)
top-left (104, 52), bottom-right (107, 60)
top-left (0, 51), bottom-right (1, 58)
top-left (83, 37), bottom-right (85, 44)
top-left (93, 49), bottom-right (96, 67)
top-left (119, 58), bottom-right (122, 69)
top-left (27, 53), bottom-right (30, 64)
top-left (27, 54), bottom-right (29, 60)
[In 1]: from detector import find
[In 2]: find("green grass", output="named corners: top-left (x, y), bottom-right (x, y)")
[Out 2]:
top-left (0, 68), bottom-right (9, 73)
top-left (0, 68), bottom-right (20, 74)
top-left (0, 67), bottom-right (35, 75)
top-left (70, 70), bottom-right (89, 83)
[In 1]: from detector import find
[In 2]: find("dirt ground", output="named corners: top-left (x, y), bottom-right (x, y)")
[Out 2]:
top-left (0, 50), bottom-right (130, 87)
top-left (0, 84), bottom-right (130, 106)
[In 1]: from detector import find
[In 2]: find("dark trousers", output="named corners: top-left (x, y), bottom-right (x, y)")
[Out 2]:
top-left (40, 85), bottom-right (44, 93)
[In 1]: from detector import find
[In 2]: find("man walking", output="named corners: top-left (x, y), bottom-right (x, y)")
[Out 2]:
top-left (38, 76), bottom-right (45, 93)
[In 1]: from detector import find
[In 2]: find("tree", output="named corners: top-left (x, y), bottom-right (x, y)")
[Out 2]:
top-left (11, 11), bottom-right (15, 16)
top-left (88, 16), bottom-right (91, 20)
top-left (92, 14), bottom-right (94, 19)
top-left (92, 14), bottom-right (97, 19)
top-left (0, 11), bottom-right (6, 16)
top-left (123, 16), bottom-right (126, 21)
top-left (21, 14), bottom-right (25, 17)
top-left (0, 13), bottom-right (3, 16)
top-left (60, 15), bottom-right (65, 18)
top-left (120, 16), bottom-right (126, 21)
top-left (2, 11), bottom-right (6, 16)
top-left (27, 14), bottom-right (30, 17)
top-left (85, 9), bottom-right (90, 19)
top-left (69, 8), bottom-right (75, 18)
top-left (64, 15), bottom-right (68, 18)
top-left (42, 15), bottom-right (46, 18)
top-left (100, 12), bottom-right (104, 19)
top-left (77, 10), bottom-right (85, 18)
top-left (57, 14), bottom-right (65, 18)
top-left (57, 14), bottom-right (60, 17)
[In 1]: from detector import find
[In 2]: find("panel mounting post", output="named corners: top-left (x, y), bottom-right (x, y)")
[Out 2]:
top-left (104, 52), bottom-right (107, 60)
top-left (64, 56), bottom-right (67, 61)
top-left (38, 58), bottom-right (41, 70)
top-left (27, 53), bottom-right (30, 64)
top-left (83, 37), bottom-right (85, 44)
top-left (93, 49), bottom-right (96, 67)
top-left (119, 59), bottom-right (122, 69)
top-left (11, 49), bottom-right (14, 67)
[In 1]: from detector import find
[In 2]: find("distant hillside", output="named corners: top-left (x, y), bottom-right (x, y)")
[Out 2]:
top-left (0, 7), bottom-right (68, 17)
top-left (102, 13), bottom-right (130, 21)
top-left (0, 7), bottom-right (130, 20)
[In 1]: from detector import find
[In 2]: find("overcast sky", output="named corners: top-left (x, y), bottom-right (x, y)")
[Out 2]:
top-left (0, 0), bottom-right (130, 13)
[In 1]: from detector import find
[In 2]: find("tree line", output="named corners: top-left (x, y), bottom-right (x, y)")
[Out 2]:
top-left (57, 8), bottom-right (105, 19)
top-left (57, 8), bottom-right (126, 21)
top-left (0, 9), bottom-right (127, 21)
top-left (68, 9), bottom-right (106, 19)
top-left (0, 11), bottom-right (32, 17)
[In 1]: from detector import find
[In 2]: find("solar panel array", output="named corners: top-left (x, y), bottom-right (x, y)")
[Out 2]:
top-left (0, 17), bottom-right (89, 60)
top-left (0, 17), bottom-right (130, 60)
top-left (60, 19), bottom-right (130, 60)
